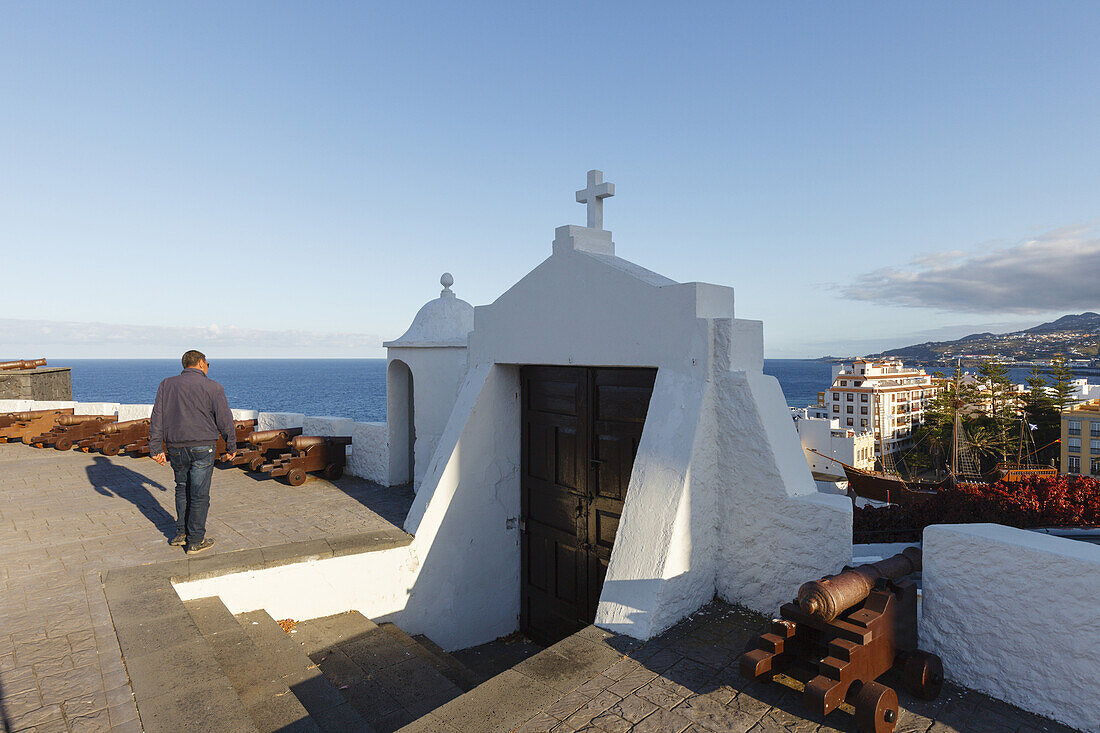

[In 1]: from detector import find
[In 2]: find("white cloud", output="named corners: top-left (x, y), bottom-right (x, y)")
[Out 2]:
top-left (838, 225), bottom-right (1100, 313)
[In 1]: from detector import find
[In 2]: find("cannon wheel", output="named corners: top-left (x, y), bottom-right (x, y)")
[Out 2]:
top-left (248, 456), bottom-right (265, 472)
top-left (55, 437), bottom-right (73, 451)
top-left (323, 462), bottom-right (343, 481)
top-left (852, 680), bottom-right (898, 733)
top-left (101, 440), bottom-right (121, 457)
top-left (287, 468), bottom-right (307, 487)
top-left (903, 651), bottom-right (944, 701)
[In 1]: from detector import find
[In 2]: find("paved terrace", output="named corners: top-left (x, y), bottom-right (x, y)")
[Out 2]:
top-left (0, 443), bottom-right (1078, 733)
top-left (0, 443), bottom-right (414, 732)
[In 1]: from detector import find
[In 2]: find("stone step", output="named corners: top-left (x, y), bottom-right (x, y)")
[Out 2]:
top-left (293, 612), bottom-right (466, 733)
top-left (235, 610), bottom-right (374, 733)
top-left (184, 596), bottom-right (319, 733)
top-left (405, 631), bottom-right (484, 691)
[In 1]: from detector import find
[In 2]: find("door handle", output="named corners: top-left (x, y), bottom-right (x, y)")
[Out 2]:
top-left (590, 458), bottom-right (605, 466)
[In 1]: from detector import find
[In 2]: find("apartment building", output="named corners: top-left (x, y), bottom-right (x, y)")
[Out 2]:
top-left (822, 359), bottom-right (940, 457)
top-left (792, 408), bottom-right (876, 480)
top-left (1060, 399), bottom-right (1100, 476)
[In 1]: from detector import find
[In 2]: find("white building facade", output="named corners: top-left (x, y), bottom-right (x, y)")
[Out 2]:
top-left (792, 408), bottom-right (876, 480)
top-left (823, 359), bottom-right (940, 457)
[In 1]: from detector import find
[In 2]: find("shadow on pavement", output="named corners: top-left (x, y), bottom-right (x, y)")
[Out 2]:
top-left (85, 455), bottom-right (176, 540)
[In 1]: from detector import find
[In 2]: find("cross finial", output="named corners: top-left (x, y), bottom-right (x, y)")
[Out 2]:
top-left (575, 169), bottom-right (615, 230)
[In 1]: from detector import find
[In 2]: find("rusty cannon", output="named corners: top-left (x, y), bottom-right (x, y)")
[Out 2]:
top-left (258, 435), bottom-right (351, 486)
top-left (215, 419), bottom-right (257, 459)
top-left (0, 409), bottom-right (75, 443)
top-left (231, 427), bottom-right (304, 471)
top-left (0, 358), bottom-right (47, 370)
top-left (78, 418), bottom-right (150, 456)
top-left (739, 547), bottom-right (942, 733)
top-left (30, 414), bottom-right (118, 451)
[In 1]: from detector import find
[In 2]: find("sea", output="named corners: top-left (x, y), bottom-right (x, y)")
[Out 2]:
top-left (64, 359), bottom-right (1100, 423)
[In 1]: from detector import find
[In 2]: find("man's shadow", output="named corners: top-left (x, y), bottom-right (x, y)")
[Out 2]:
top-left (86, 455), bottom-right (176, 540)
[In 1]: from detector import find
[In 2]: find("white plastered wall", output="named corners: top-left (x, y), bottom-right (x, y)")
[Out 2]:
top-left (922, 524), bottom-right (1100, 731)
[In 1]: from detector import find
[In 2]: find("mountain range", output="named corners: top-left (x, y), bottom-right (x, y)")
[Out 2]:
top-left (859, 313), bottom-right (1100, 365)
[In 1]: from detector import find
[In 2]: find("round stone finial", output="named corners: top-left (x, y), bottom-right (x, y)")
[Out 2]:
top-left (440, 272), bottom-right (454, 290)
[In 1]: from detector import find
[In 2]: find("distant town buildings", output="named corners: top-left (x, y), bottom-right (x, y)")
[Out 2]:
top-left (820, 359), bottom-right (941, 458)
top-left (1060, 399), bottom-right (1100, 477)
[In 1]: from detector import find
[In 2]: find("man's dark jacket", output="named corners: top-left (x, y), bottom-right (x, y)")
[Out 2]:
top-left (149, 368), bottom-right (236, 453)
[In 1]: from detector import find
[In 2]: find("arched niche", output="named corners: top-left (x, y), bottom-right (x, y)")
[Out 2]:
top-left (387, 359), bottom-right (415, 486)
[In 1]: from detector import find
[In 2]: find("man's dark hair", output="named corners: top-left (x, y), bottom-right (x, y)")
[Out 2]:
top-left (182, 350), bottom-right (207, 368)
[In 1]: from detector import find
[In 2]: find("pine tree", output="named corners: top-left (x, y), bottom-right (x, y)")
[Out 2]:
top-left (976, 359), bottom-right (1015, 462)
top-left (1049, 355), bottom-right (1078, 412)
top-left (1023, 366), bottom-right (1059, 464)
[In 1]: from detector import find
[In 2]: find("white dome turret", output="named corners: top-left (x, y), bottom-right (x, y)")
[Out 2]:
top-left (383, 273), bottom-right (474, 348)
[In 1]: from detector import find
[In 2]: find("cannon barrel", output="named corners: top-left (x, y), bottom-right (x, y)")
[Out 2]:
top-left (247, 429), bottom-right (292, 445)
top-left (289, 435), bottom-right (326, 451)
top-left (797, 547), bottom-right (921, 622)
top-left (0, 359), bottom-right (47, 370)
top-left (57, 414), bottom-right (117, 427)
top-left (102, 418), bottom-right (149, 433)
top-left (12, 409), bottom-right (66, 420)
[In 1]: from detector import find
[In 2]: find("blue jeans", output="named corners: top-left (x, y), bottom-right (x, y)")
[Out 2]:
top-left (168, 445), bottom-right (215, 543)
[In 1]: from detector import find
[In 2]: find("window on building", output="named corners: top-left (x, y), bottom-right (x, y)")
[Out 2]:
top-left (840, 381), bottom-right (847, 386)
top-left (847, 406), bottom-right (854, 413)
top-left (847, 393), bottom-right (854, 401)
top-left (1091, 439), bottom-right (1100, 453)
top-left (860, 394), bottom-right (868, 402)
top-left (1068, 420), bottom-right (1082, 436)
top-left (1069, 437), bottom-right (1081, 453)
top-left (1068, 456), bottom-right (1081, 474)
top-left (861, 419), bottom-right (868, 427)
top-left (832, 405), bottom-right (839, 413)
top-left (846, 418), bottom-right (853, 426)
top-left (860, 407), bottom-right (868, 414)
top-left (1092, 458), bottom-right (1100, 476)
top-left (1091, 421), bottom-right (1100, 437)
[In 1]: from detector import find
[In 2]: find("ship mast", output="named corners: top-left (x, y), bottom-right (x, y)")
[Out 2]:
top-left (951, 362), bottom-right (960, 480)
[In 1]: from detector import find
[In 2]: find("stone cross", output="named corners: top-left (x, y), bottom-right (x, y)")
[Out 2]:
top-left (575, 169), bottom-right (615, 230)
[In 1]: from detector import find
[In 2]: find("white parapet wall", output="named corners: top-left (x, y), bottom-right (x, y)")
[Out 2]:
top-left (257, 412), bottom-right (306, 431)
top-left (348, 422), bottom-right (389, 484)
top-left (302, 416), bottom-right (355, 437)
top-left (74, 402), bottom-right (121, 416)
top-left (231, 408), bottom-right (260, 421)
top-left (0, 400), bottom-right (33, 413)
top-left (117, 404), bottom-right (154, 421)
top-left (922, 523), bottom-right (1100, 732)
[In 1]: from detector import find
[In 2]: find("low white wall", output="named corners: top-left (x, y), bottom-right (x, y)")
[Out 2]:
top-left (348, 422), bottom-right (389, 484)
top-left (923, 524), bottom-right (1100, 731)
top-left (302, 416), bottom-right (355, 437)
top-left (25, 400), bottom-right (77, 411)
top-left (257, 412), bottom-right (305, 431)
top-left (117, 404), bottom-right (154, 421)
top-left (0, 400), bottom-right (33, 413)
top-left (75, 402), bottom-right (121, 416)
top-left (174, 546), bottom-right (419, 623)
top-left (231, 409), bottom-right (260, 421)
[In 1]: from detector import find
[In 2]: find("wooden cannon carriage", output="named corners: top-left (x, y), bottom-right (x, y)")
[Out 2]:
top-left (29, 414), bottom-right (118, 450)
top-left (230, 427), bottom-right (304, 471)
top-left (739, 548), bottom-right (943, 733)
top-left (258, 435), bottom-right (351, 486)
top-left (215, 419), bottom-right (257, 459)
top-left (0, 409), bottom-right (74, 443)
top-left (77, 419), bottom-right (150, 456)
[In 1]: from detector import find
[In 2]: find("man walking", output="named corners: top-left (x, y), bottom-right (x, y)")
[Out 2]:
top-left (149, 350), bottom-right (236, 555)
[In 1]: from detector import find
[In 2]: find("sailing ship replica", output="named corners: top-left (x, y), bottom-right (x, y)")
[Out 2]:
top-left (815, 368), bottom-right (1057, 504)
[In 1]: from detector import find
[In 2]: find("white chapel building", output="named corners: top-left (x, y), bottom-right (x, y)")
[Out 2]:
top-left (371, 170), bottom-right (852, 648)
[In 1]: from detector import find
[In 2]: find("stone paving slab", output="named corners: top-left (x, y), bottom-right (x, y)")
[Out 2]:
top-left (0, 442), bottom-right (413, 732)
top-left (420, 604), bottom-right (1080, 733)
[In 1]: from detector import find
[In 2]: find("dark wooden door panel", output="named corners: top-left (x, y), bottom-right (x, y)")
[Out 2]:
top-left (521, 365), bottom-right (656, 646)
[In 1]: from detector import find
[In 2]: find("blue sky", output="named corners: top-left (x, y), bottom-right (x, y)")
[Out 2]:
top-left (3, 2), bottom-right (1098, 358)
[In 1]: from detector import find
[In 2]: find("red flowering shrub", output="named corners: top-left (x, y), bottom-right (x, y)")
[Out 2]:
top-left (853, 475), bottom-right (1100, 543)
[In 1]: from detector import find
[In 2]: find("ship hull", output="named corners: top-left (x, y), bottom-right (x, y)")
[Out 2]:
top-left (841, 465), bottom-right (944, 504)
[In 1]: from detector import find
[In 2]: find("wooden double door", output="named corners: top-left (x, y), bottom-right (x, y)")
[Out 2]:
top-left (520, 365), bottom-right (657, 645)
